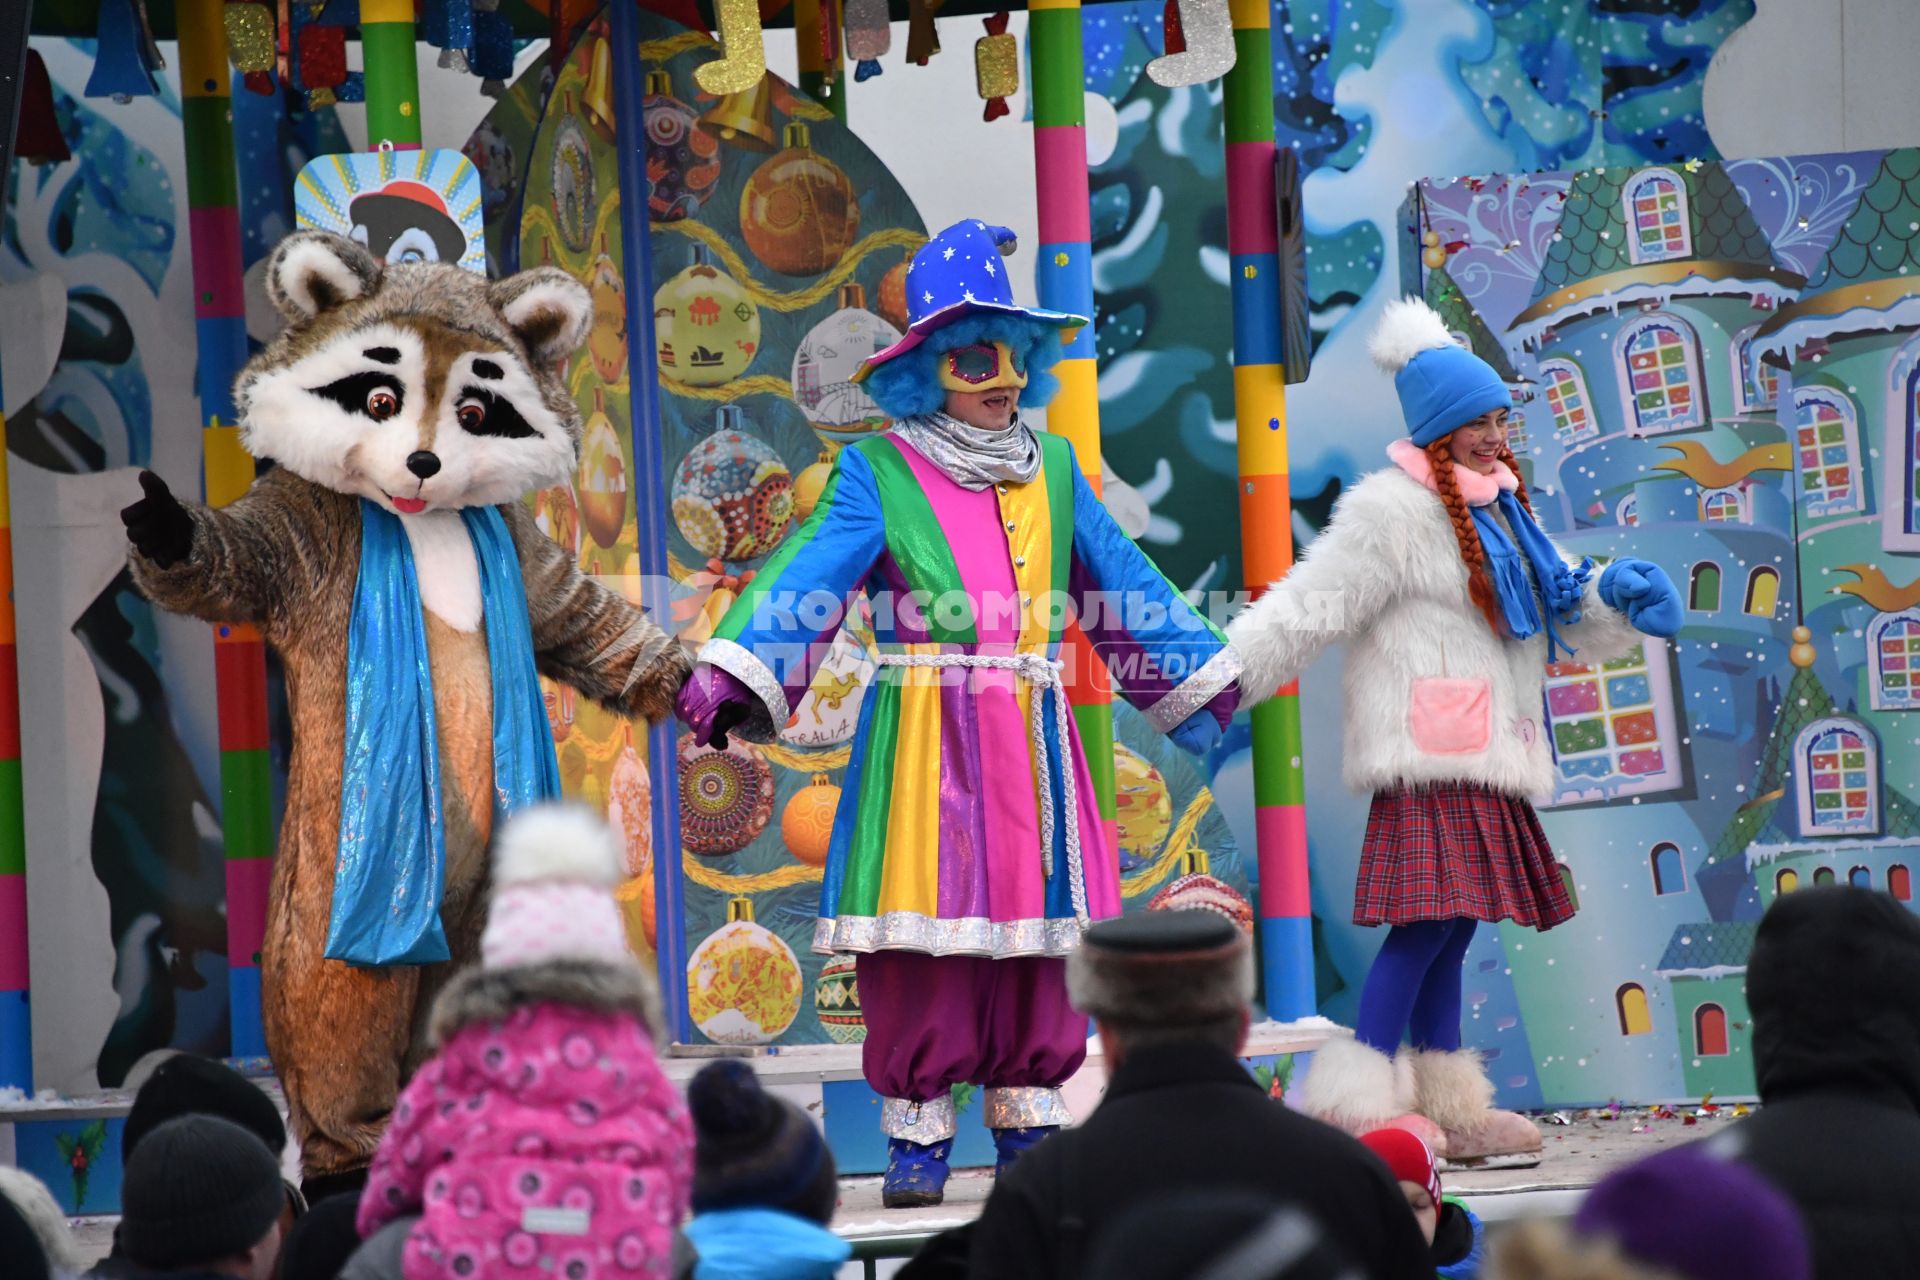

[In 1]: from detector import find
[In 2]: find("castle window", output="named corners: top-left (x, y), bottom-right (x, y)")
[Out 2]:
top-left (1694, 1003), bottom-right (1729, 1057)
top-left (1690, 562), bottom-right (1721, 611)
top-left (1731, 326), bottom-right (1780, 414)
top-left (1869, 611), bottom-right (1920, 710)
top-left (1542, 640), bottom-right (1684, 804)
top-left (1620, 315), bottom-right (1706, 436)
top-left (1539, 359), bottom-right (1598, 445)
top-left (1897, 340), bottom-right (1920, 543)
top-left (1744, 566), bottom-right (1780, 618)
top-left (1625, 169), bottom-right (1692, 264)
top-left (1795, 717), bottom-right (1881, 838)
top-left (1814, 867), bottom-right (1837, 886)
top-left (1850, 865), bottom-right (1873, 888)
top-left (1651, 843), bottom-right (1686, 895)
top-left (1793, 387), bottom-right (1863, 518)
top-left (1617, 495), bottom-right (1639, 527)
top-left (1892, 865), bottom-right (1912, 902)
top-left (1700, 488), bottom-right (1745, 523)
top-left (1776, 868), bottom-right (1798, 894)
top-left (1617, 983), bottom-right (1652, 1036)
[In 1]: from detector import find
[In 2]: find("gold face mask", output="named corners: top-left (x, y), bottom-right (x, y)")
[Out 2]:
top-left (936, 340), bottom-right (1029, 393)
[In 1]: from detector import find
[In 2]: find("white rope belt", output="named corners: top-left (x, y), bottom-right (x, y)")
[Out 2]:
top-left (873, 649), bottom-right (1088, 926)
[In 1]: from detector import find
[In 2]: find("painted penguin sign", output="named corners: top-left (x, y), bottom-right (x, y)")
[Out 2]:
top-left (294, 149), bottom-right (487, 274)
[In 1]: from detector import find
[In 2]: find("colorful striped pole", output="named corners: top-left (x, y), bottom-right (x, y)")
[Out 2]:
top-left (1224, 0), bottom-right (1311, 1018)
top-left (795, 0), bottom-right (848, 121)
top-left (362, 0), bottom-right (424, 149)
top-left (1028, 0), bottom-right (1117, 856)
top-left (180, 1), bottom-right (275, 1060)
top-left (0, 277), bottom-right (28, 1096)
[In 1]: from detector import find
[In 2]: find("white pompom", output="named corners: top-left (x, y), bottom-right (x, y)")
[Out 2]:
top-left (492, 803), bottom-right (623, 888)
top-left (1367, 297), bottom-right (1456, 373)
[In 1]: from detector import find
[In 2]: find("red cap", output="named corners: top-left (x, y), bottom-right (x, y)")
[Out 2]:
top-left (1360, 1127), bottom-right (1442, 1205)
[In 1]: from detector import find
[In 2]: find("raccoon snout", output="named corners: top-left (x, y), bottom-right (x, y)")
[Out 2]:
top-left (406, 451), bottom-right (442, 480)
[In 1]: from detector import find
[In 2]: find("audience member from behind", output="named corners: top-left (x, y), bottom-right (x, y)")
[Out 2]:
top-left (0, 1166), bottom-right (87, 1277)
top-left (112, 1115), bottom-right (288, 1280)
top-left (1490, 1146), bottom-right (1809, 1280)
top-left (1707, 884), bottom-right (1920, 1279)
top-left (1084, 1191), bottom-right (1365, 1280)
top-left (966, 910), bottom-right (1432, 1280)
top-left (356, 804), bottom-right (693, 1278)
top-left (3, 1179), bottom-right (53, 1280)
top-left (279, 1195), bottom-right (362, 1280)
top-left (1360, 1128), bottom-right (1483, 1278)
top-left (684, 1059), bottom-right (851, 1279)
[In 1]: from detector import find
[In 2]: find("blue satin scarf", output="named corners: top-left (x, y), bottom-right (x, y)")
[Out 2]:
top-left (1468, 490), bottom-right (1592, 662)
top-left (326, 502), bottom-right (562, 967)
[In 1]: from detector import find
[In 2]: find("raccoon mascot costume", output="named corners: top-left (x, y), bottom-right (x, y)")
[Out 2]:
top-left (121, 231), bottom-right (689, 1194)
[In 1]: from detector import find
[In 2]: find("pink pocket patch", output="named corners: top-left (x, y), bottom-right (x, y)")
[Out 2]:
top-left (1408, 677), bottom-right (1493, 755)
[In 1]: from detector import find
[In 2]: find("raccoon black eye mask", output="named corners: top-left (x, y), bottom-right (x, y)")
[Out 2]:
top-left (312, 370), bottom-right (405, 420)
top-left (451, 385), bottom-right (536, 439)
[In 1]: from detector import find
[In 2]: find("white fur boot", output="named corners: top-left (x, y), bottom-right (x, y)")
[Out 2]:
top-left (1408, 1048), bottom-right (1540, 1160)
top-left (1293, 1036), bottom-right (1449, 1156)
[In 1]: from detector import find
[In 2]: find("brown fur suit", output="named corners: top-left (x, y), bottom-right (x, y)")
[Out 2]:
top-left (124, 232), bottom-right (688, 1182)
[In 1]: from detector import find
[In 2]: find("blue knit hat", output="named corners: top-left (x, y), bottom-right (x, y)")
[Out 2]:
top-left (1369, 297), bottom-right (1512, 446)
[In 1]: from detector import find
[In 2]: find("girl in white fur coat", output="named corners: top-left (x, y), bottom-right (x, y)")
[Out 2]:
top-left (1227, 298), bottom-right (1683, 1160)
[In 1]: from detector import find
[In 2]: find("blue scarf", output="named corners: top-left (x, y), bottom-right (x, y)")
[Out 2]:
top-left (1468, 490), bottom-right (1592, 663)
top-left (326, 502), bottom-right (562, 967)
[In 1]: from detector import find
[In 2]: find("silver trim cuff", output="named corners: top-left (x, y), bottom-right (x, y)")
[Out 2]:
top-left (814, 912), bottom-right (1089, 959)
top-left (985, 1086), bottom-right (1072, 1130)
top-left (697, 637), bottom-right (790, 743)
top-left (1142, 645), bottom-right (1243, 734)
top-left (882, 1095), bottom-right (958, 1143)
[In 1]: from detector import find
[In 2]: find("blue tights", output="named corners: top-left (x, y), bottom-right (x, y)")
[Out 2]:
top-left (1353, 918), bottom-right (1477, 1055)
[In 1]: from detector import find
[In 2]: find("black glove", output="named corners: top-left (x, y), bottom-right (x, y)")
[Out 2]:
top-left (120, 470), bottom-right (196, 569)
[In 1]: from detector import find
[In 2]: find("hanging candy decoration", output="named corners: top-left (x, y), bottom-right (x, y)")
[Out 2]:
top-left (975, 13), bottom-right (1018, 122)
top-left (296, 23), bottom-right (348, 108)
top-left (472, 10), bottom-right (516, 97)
top-left (906, 0), bottom-right (943, 66)
top-left (678, 737), bottom-right (777, 858)
top-left (1146, 0), bottom-right (1236, 87)
top-left (224, 3), bottom-right (278, 95)
top-left (644, 71), bottom-right (724, 222)
top-left (687, 897), bottom-right (802, 1045)
top-left (695, 0), bottom-right (770, 95)
top-left (1161, 0), bottom-right (1183, 53)
top-left (15, 53), bottom-right (70, 165)
top-left (843, 0), bottom-right (890, 81)
top-left (421, 0), bottom-right (477, 73)
top-left (740, 122), bottom-right (860, 277)
top-left (671, 406), bottom-right (795, 563)
top-left (85, 0), bottom-right (164, 102)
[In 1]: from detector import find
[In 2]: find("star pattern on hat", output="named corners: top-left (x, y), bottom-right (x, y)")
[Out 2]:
top-left (942, 246), bottom-right (955, 260)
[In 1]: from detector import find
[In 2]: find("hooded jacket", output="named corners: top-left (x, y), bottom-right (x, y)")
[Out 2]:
top-left (685, 1208), bottom-right (851, 1280)
top-left (1708, 886), bottom-right (1920, 1279)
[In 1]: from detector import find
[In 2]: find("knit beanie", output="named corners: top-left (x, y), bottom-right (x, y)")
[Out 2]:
top-left (1359, 1127), bottom-right (1442, 1207)
top-left (688, 1058), bottom-right (837, 1224)
top-left (481, 804), bottom-right (631, 970)
top-left (1572, 1146), bottom-right (1811, 1280)
top-left (123, 1051), bottom-right (286, 1161)
top-left (119, 1115), bottom-right (287, 1270)
top-left (1369, 297), bottom-right (1511, 447)
top-left (280, 1192), bottom-right (362, 1280)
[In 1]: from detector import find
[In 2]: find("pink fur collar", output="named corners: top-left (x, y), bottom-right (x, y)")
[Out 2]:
top-left (1386, 438), bottom-right (1518, 507)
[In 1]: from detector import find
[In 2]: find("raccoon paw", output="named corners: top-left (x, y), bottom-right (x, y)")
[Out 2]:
top-left (121, 470), bottom-right (196, 569)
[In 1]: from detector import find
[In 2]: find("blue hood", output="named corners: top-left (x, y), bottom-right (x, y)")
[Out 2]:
top-left (687, 1208), bottom-right (852, 1280)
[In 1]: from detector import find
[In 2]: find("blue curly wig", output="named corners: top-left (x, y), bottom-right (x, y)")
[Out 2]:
top-left (863, 313), bottom-right (1068, 420)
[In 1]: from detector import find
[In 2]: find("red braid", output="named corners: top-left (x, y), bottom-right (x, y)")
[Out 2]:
top-left (1426, 437), bottom-right (1503, 635)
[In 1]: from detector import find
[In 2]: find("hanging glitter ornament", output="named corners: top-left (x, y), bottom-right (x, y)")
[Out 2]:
top-left (740, 122), bottom-right (859, 278)
top-left (421, 0), bottom-right (476, 73)
top-left (472, 11), bottom-right (515, 96)
top-left (678, 737), bottom-right (776, 857)
top-left (550, 106), bottom-right (596, 254)
top-left (15, 53), bottom-right (70, 165)
top-left (781, 775), bottom-right (840, 867)
top-left (671, 406), bottom-right (795, 563)
top-left (1112, 744), bottom-right (1172, 874)
top-left (1148, 847), bottom-right (1254, 934)
top-left (86, 0), bottom-right (163, 102)
top-left (974, 13), bottom-right (1017, 122)
top-left (296, 23), bottom-right (347, 108)
top-left (876, 259), bottom-right (911, 330)
top-left (791, 282), bottom-right (901, 448)
top-left (653, 245), bottom-right (762, 386)
top-left (687, 898), bottom-right (802, 1045)
top-left (814, 953), bottom-right (865, 1045)
top-left (906, 0), bottom-right (943, 66)
top-left (224, 3), bottom-right (278, 95)
top-left (577, 390), bottom-right (630, 550)
top-left (1146, 0), bottom-right (1236, 87)
top-left (587, 242), bottom-right (628, 382)
top-left (644, 71), bottom-right (723, 222)
top-left (844, 0), bottom-right (889, 81)
top-left (695, 0), bottom-right (769, 94)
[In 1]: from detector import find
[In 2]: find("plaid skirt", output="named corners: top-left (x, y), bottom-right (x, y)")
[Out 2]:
top-left (1352, 783), bottom-right (1574, 930)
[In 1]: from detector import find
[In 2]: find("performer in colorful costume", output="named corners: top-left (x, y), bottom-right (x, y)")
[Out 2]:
top-left (676, 220), bottom-right (1241, 1206)
top-left (1227, 299), bottom-right (1683, 1160)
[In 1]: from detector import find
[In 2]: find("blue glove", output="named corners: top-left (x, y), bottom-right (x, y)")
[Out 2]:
top-left (1168, 708), bottom-right (1223, 756)
top-left (1599, 558), bottom-right (1683, 638)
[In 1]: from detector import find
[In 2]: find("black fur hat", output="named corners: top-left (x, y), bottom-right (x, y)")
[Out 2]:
top-left (1067, 910), bottom-right (1254, 1028)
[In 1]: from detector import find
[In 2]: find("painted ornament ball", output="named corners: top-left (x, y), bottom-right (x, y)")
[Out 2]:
top-left (876, 260), bottom-right (911, 331)
top-left (687, 911), bottom-right (802, 1045)
top-left (531, 483), bottom-right (581, 560)
top-left (671, 417), bottom-right (794, 562)
top-left (1113, 744), bottom-right (1172, 873)
top-left (790, 285), bottom-right (900, 447)
top-left (653, 251), bottom-right (761, 386)
top-left (550, 115), bottom-right (595, 253)
top-left (678, 735), bottom-right (776, 857)
top-left (642, 73), bottom-right (721, 221)
top-left (793, 453), bottom-right (833, 522)
top-left (587, 251), bottom-right (628, 381)
top-left (780, 775), bottom-right (841, 867)
top-left (1148, 867), bottom-right (1255, 935)
top-left (739, 124), bottom-right (859, 277)
top-left (577, 408), bottom-right (629, 549)
top-left (814, 952), bottom-right (865, 1045)
top-left (606, 741), bottom-right (653, 879)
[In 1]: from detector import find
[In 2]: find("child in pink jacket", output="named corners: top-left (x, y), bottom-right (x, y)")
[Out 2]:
top-left (357, 805), bottom-right (694, 1279)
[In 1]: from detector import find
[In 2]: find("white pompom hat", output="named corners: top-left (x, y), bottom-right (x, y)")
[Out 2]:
top-left (480, 803), bottom-right (631, 971)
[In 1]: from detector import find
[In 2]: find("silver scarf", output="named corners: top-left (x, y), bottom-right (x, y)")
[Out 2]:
top-left (890, 412), bottom-right (1042, 490)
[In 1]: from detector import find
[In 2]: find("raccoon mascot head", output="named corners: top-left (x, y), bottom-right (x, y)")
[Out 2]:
top-left (241, 230), bottom-right (593, 513)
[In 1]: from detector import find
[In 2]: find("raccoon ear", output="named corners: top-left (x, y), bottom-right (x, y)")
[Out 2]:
top-left (491, 268), bottom-right (593, 367)
top-left (267, 232), bottom-right (381, 322)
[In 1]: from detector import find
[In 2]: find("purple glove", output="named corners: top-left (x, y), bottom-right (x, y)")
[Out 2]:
top-left (675, 663), bottom-right (758, 749)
